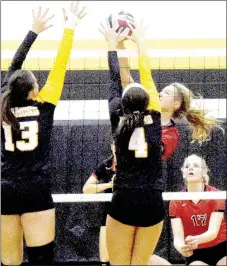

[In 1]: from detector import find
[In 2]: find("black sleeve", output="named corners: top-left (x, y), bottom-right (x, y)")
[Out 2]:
top-left (108, 51), bottom-right (123, 135)
top-left (1, 30), bottom-right (38, 92)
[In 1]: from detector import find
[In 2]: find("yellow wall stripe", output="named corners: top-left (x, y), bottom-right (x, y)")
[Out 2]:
top-left (1, 39), bottom-right (226, 51)
top-left (1, 57), bottom-right (226, 71)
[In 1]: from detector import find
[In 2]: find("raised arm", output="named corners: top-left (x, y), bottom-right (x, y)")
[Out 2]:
top-left (127, 20), bottom-right (161, 113)
top-left (36, 1), bottom-right (87, 106)
top-left (108, 51), bottom-right (123, 112)
top-left (1, 7), bottom-right (54, 92)
top-left (107, 50), bottom-right (123, 134)
top-left (117, 41), bottom-right (134, 88)
top-left (99, 19), bottom-right (127, 134)
top-left (138, 53), bottom-right (161, 112)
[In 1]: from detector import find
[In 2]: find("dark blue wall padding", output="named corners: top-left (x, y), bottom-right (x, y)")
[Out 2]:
top-left (2, 69), bottom-right (226, 100)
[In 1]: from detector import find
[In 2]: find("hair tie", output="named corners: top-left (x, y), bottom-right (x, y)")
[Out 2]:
top-left (122, 83), bottom-right (147, 98)
top-left (133, 111), bottom-right (140, 115)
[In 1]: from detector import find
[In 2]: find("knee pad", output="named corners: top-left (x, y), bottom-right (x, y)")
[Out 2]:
top-left (27, 241), bottom-right (54, 265)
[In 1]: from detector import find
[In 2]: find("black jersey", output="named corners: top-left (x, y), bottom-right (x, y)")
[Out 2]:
top-left (1, 102), bottom-right (55, 180)
top-left (93, 155), bottom-right (115, 194)
top-left (108, 51), bottom-right (163, 191)
top-left (1, 28), bottom-right (75, 181)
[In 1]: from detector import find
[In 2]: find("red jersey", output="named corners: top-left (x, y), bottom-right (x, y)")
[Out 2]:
top-left (161, 122), bottom-right (179, 160)
top-left (169, 185), bottom-right (226, 249)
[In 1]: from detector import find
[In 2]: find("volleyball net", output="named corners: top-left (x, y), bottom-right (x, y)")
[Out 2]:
top-left (52, 191), bottom-right (227, 203)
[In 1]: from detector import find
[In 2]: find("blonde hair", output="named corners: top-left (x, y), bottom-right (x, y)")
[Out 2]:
top-left (170, 83), bottom-right (223, 143)
top-left (181, 154), bottom-right (210, 185)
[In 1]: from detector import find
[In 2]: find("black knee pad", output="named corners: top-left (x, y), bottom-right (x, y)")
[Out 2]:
top-left (27, 241), bottom-right (54, 265)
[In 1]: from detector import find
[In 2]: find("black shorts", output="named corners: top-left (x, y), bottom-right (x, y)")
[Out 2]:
top-left (1, 177), bottom-right (54, 215)
top-left (109, 188), bottom-right (165, 227)
top-left (101, 202), bottom-right (111, 226)
top-left (186, 241), bottom-right (227, 266)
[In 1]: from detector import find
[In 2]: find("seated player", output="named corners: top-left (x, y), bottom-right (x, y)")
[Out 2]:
top-left (83, 153), bottom-right (115, 266)
top-left (1, 2), bottom-right (86, 265)
top-left (169, 154), bottom-right (226, 266)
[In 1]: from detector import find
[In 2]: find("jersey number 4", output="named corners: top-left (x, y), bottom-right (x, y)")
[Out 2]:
top-left (3, 121), bottom-right (38, 152)
top-left (129, 127), bottom-right (148, 158)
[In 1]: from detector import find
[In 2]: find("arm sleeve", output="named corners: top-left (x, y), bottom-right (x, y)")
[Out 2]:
top-left (1, 31), bottom-right (38, 92)
top-left (36, 28), bottom-right (74, 105)
top-left (108, 51), bottom-right (123, 134)
top-left (169, 200), bottom-right (181, 218)
top-left (212, 200), bottom-right (225, 212)
top-left (138, 54), bottom-right (161, 112)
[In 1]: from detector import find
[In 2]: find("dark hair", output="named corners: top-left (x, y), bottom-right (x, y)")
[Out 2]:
top-left (1, 70), bottom-right (36, 131)
top-left (116, 86), bottom-right (149, 145)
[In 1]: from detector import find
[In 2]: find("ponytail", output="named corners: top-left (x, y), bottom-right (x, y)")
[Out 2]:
top-left (186, 108), bottom-right (221, 143)
top-left (170, 82), bottom-right (224, 143)
top-left (117, 85), bottom-right (150, 146)
top-left (116, 111), bottom-right (145, 146)
top-left (1, 89), bottom-right (19, 131)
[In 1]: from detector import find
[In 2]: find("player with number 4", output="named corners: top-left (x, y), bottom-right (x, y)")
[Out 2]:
top-left (99, 18), bottom-right (165, 266)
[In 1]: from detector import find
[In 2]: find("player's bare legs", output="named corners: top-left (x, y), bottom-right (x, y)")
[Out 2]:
top-left (189, 262), bottom-right (208, 265)
top-left (216, 256), bottom-right (227, 265)
top-left (106, 215), bottom-right (135, 265)
top-left (148, 254), bottom-right (171, 265)
top-left (1, 215), bottom-right (23, 265)
top-left (99, 226), bottom-right (109, 263)
top-left (131, 220), bottom-right (163, 265)
top-left (21, 208), bottom-right (55, 247)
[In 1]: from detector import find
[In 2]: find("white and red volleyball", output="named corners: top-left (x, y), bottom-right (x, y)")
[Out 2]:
top-left (108, 11), bottom-right (135, 37)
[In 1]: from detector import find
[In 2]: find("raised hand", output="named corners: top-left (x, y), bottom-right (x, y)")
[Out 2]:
top-left (32, 7), bottom-right (55, 34)
top-left (62, 1), bottom-right (87, 27)
top-left (98, 17), bottom-right (128, 49)
top-left (126, 18), bottom-right (148, 44)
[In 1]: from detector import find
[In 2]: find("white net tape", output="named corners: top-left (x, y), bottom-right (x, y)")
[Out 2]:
top-left (52, 191), bottom-right (227, 203)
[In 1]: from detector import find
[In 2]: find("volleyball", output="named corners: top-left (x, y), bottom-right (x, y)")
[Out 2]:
top-left (108, 11), bottom-right (135, 37)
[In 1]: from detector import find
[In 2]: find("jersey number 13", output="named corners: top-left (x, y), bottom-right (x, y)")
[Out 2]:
top-left (3, 121), bottom-right (38, 152)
